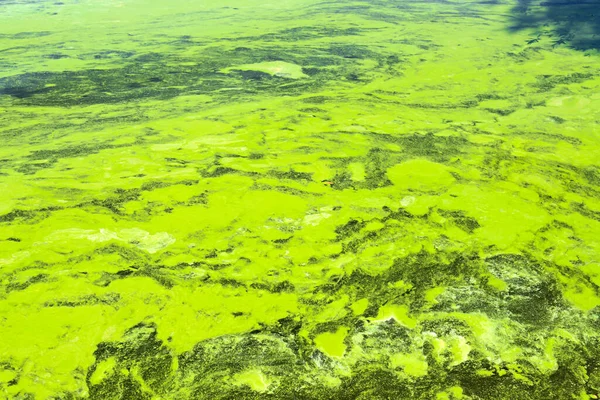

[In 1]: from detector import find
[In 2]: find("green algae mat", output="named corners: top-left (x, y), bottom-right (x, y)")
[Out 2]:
top-left (1, 0), bottom-right (600, 398)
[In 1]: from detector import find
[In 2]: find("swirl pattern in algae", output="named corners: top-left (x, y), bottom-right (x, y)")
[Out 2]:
top-left (1, 0), bottom-right (600, 399)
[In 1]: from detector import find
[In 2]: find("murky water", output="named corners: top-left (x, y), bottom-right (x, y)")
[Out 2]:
top-left (1, 0), bottom-right (600, 398)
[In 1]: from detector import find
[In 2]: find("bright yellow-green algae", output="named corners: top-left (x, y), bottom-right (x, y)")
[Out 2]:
top-left (1, 0), bottom-right (600, 399)
top-left (221, 61), bottom-right (309, 79)
top-left (314, 327), bottom-right (349, 358)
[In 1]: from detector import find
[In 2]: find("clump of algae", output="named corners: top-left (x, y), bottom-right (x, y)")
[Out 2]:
top-left (221, 61), bottom-right (308, 79)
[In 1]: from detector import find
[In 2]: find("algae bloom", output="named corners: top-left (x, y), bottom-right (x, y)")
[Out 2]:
top-left (1, 0), bottom-right (600, 399)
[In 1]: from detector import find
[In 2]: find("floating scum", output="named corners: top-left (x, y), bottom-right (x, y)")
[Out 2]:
top-left (1, 0), bottom-right (600, 398)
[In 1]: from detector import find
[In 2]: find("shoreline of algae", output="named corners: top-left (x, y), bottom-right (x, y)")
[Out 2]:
top-left (1, 0), bottom-right (600, 398)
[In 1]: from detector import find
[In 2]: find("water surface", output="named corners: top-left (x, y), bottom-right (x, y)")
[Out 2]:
top-left (1, 0), bottom-right (600, 398)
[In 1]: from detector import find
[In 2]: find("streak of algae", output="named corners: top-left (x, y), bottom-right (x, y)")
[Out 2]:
top-left (1, 0), bottom-right (600, 398)
top-left (233, 369), bottom-right (272, 393)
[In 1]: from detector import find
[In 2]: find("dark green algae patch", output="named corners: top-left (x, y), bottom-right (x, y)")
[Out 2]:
top-left (2, 0), bottom-right (600, 399)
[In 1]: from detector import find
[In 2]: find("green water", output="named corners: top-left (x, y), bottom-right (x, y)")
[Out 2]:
top-left (1, 0), bottom-right (599, 398)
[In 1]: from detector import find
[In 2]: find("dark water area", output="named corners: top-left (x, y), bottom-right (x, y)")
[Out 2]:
top-left (510, 0), bottom-right (600, 51)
